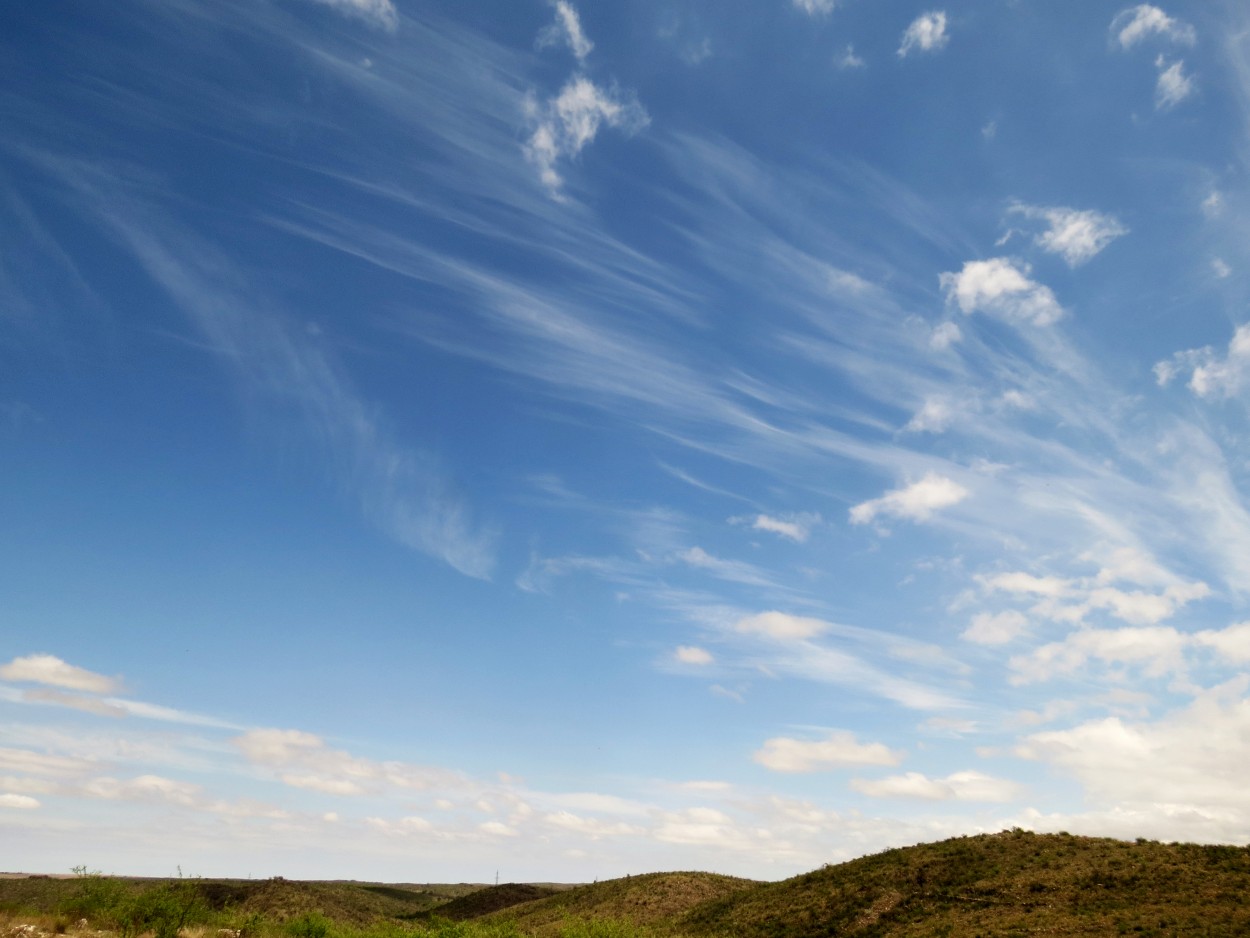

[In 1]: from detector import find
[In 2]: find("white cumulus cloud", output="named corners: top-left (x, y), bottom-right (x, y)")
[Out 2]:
top-left (940, 258), bottom-right (1065, 327)
top-left (1110, 5), bottom-right (1196, 50)
top-left (1008, 204), bottom-right (1128, 267)
top-left (0, 793), bottom-right (40, 810)
top-left (524, 76), bottom-right (649, 196)
top-left (753, 730), bottom-right (902, 772)
top-left (1017, 679), bottom-right (1250, 820)
top-left (793, 0), bottom-right (836, 14)
top-left (963, 610), bottom-right (1029, 645)
top-left (898, 12), bottom-right (949, 57)
top-left (1155, 324), bottom-right (1250, 398)
top-left (735, 611), bottom-right (828, 642)
top-left (1010, 615), bottom-right (1245, 685)
top-left (675, 645), bottom-right (714, 665)
top-left (849, 472), bottom-right (969, 525)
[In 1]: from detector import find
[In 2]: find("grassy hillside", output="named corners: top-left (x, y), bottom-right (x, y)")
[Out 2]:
top-left (479, 873), bottom-right (755, 935)
top-left (0, 875), bottom-right (477, 925)
top-left (677, 829), bottom-right (1250, 938)
top-left (6, 831), bottom-right (1250, 938)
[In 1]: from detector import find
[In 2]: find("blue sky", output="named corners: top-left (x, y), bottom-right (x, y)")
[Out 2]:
top-left (3, 0), bottom-right (1250, 882)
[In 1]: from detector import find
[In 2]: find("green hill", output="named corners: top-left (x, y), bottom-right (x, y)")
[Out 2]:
top-left (677, 829), bottom-right (1250, 938)
top-left (7, 831), bottom-right (1250, 937)
top-left (0, 875), bottom-right (476, 925)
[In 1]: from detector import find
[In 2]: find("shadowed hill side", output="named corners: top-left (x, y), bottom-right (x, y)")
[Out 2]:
top-left (480, 872), bottom-right (755, 934)
top-left (231, 878), bottom-right (443, 924)
top-left (427, 884), bottom-right (563, 921)
top-left (677, 829), bottom-right (1250, 938)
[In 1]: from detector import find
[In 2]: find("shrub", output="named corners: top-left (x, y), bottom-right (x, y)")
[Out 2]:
top-left (286, 912), bottom-right (332, 938)
top-left (121, 876), bottom-right (206, 938)
top-left (63, 868), bottom-right (130, 926)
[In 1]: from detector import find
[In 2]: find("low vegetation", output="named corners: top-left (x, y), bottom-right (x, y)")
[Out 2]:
top-left (4, 830), bottom-right (1250, 938)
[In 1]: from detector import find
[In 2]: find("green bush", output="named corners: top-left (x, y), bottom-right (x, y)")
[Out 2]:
top-left (286, 912), bottom-right (333, 938)
top-left (63, 867), bottom-right (130, 926)
top-left (119, 877), bottom-right (205, 938)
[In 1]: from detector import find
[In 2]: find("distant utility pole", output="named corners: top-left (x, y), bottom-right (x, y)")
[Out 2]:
top-left (495, 871), bottom-right (499, 886)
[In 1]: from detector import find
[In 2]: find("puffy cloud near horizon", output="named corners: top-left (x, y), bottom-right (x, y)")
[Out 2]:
top-left (754, 730), bottom-right (903, 772)
top-left (0, 654), bottom-right (120, 695)
top-left (1110, 5), bottom-right (1196, 50)
top-left (940, 258), bottom-right (1065, 327)
top-left (0, 793), bottom-right (40, 809)
top-left (898, 12), bottom-right (949, 57)
top-left (849, 473), bottom-right (969, 525)
top-left (1008, 204), bottom-right (1128, 267)
top-left (234, 728), bottom-right (463, 796)
top-left (1016, 679), bottom-right (1250, 816)
top-left (851, 770), bottom-right (1020, 802)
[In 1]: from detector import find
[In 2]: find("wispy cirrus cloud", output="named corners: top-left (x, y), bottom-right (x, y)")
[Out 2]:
top-left (305, 0), bottom-right (398, 32)
top-left (1155, 57), bottom-right (1196, 109)
top-left (0, 654), bottom-right (120, 694)
top-left (792, 0), bottom-right (836, 16)
top-left (736, 512), bottom-right (821, 542)
top-left (537, 0), bottom-right (594, 61)
top-left (72, 183), bottom-right (498, 579)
